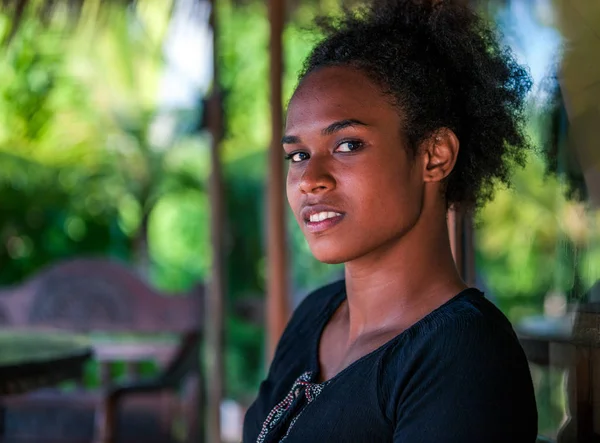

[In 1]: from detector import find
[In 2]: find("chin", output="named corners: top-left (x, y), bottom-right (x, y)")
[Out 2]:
top-left (312, 253), bottom-right (346, 265)
top-left (308, 241), bottom-right (353, 265)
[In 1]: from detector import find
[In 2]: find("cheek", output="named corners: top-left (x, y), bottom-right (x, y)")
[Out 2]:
top-left (286, 170), bottom-right (299, 212)
top-left (350, 165), bottom-right (422, 226)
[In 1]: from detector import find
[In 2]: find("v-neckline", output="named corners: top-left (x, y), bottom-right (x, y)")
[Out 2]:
top-left (310, 287), bottom-right (347, 383)
top-left (310, 283), bottom-right (477, 385)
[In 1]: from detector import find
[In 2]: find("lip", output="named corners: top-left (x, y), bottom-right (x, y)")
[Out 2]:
top-left (300, 204), bottom-right (345, 234)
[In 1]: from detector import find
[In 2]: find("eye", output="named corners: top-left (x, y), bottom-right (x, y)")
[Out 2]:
top-left (335, 140), bottom-right (363, 153)
top-left (285, 151), bottom-right (309, 163)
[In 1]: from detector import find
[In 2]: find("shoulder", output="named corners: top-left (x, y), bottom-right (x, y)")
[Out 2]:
top-left (408, 289), bottom-right (520, 351)
top-left (445, 290), bottom-right (525, 359)
top-left (381, 289), bottom-right (538, 441)
top-left (387, 289), bottom-right (529, 377)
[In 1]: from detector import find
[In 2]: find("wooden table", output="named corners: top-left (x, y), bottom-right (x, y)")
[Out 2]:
top-left (516, 311), bottom-right (600, 367)
top-left (0, 331), bottom-right (93, 396)
top-left (515, 314), bottom-right (576, 368)
top-left (516, 313), bottom-right (600, 442)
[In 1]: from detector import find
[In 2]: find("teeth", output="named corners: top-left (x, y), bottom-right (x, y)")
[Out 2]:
top-left (309, 211), bottom-right (341, 223)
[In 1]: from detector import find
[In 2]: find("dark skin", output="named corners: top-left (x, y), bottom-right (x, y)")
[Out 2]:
top-left (284, 66), bottom-right (468, 382)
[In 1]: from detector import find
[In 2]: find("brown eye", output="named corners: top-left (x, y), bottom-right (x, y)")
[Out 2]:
top-left (285, 151), bottom-right (309, 163)
top-left (335, 140), bottom-right (363, 153)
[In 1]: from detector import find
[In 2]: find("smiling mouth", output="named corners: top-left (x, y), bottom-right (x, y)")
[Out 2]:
top-left (308, 211), bottom-right (342, 223)
top-left (304, 211), bottom-right (344, 233)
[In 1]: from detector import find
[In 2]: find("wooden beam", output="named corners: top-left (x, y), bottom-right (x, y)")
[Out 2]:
top-left (448, 209), bottom-right (462, 276)
top-left (206, 0), bottom-right (224, 441)
top-left (448, 208), bottom-right (476, 287)
top-left (266, 0), bottom-right (290, 360)
top-left (463, 212), bottom-right (476, 287)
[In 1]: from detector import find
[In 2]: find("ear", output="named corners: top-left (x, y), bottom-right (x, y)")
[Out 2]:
top-left (421, 128), bottom-right (459, 183)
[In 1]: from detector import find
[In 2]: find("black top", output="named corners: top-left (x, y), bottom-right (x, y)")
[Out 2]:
top-left (243, 280), bottom-right (538, 442)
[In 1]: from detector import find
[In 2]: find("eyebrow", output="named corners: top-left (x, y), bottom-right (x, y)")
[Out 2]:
top-left (322, 119), bottom-right (368, 136)
top-left (281, 119), bottom-right (369, 145)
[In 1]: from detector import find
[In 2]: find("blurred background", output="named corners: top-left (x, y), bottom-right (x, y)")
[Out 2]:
top-left (0, 0), bottom-right (597, 442)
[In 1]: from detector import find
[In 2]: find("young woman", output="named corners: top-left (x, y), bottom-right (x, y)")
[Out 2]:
top-left (243, 0), bottom-right (538, 441)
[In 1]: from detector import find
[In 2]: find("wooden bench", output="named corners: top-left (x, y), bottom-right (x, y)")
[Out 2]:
top-left (0, 258), bottom-right (204, 443)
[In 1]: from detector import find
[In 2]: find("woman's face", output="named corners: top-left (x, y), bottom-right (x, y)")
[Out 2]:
top-left (284, 66), bottom-right (427, 264)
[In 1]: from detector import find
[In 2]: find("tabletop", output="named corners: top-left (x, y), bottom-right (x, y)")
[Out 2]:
top-left (515, 311), bottom-right (600, 368)
top-left (0, 331), bottom-right (93, 395)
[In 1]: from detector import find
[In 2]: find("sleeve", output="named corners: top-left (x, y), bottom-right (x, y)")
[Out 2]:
top-left (391, 315), bottom-right (538, 443)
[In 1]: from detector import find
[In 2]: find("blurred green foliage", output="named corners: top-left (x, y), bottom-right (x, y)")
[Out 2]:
top-left (0, 0), bottom-right (341, 399)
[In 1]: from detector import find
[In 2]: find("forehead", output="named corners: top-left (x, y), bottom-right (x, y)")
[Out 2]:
top-left (286, 66), bottom-right (398, 131)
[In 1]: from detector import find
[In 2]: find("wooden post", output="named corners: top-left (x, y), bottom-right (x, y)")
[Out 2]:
top-left (463, 212), bottom-right (476, 287)
top-left (448, 209), bottom-right (462, 277)
top-left (448, 208), bottom-right (476, 286)
top-left (206, 0), bottom-right (224, 441)
top-left (266, 0), bottom-right (290, 360)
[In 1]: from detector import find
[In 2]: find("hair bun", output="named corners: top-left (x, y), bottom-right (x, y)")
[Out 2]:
top-left (301, 0), bottom-right (532, 209)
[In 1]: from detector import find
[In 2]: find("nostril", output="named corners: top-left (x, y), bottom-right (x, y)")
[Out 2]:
top-left (299, 178), bottom-right (334, 195)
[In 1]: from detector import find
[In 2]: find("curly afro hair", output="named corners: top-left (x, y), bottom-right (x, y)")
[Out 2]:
top-left (299, 0), bottom-right (533, 210)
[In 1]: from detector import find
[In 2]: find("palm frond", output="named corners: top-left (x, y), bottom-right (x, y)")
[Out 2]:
top-left (0, 0), bottom-right (136, 42)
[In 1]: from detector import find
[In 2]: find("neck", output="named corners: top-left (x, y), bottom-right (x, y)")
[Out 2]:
top-left (342, 204), bottom-right (466, 341)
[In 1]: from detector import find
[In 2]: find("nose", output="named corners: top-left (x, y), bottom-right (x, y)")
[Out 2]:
top-left (298, 158), bottom-right (336, 195)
